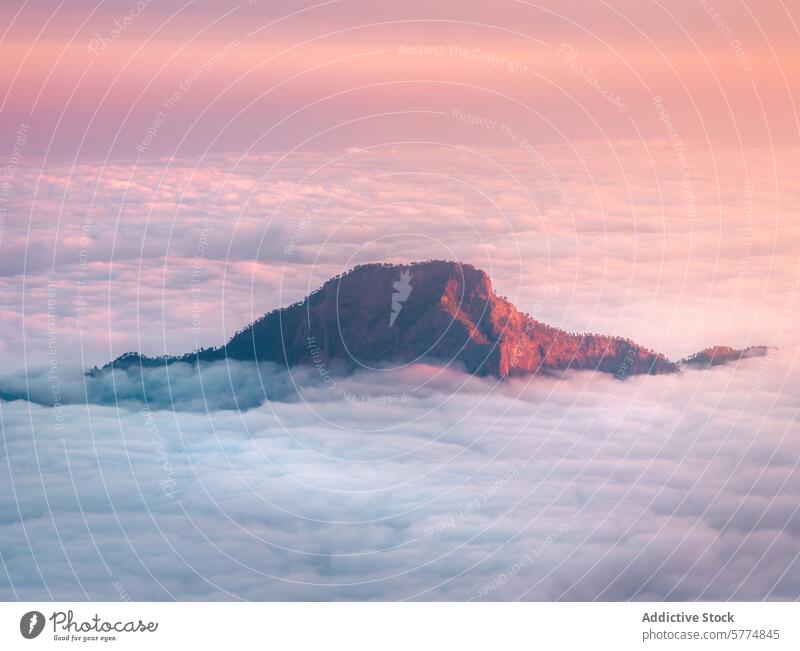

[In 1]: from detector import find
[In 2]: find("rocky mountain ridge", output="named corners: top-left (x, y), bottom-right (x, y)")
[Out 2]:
top-left (97, 261), bottom-right (766, 379)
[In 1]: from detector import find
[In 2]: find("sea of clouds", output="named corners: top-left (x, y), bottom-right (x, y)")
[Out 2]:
top-left (1, 143), bottom-right (798, 600)
top-left (1, 143), bottom-right (797, 374)
top-left (1, 346), bottom-right (798, 600)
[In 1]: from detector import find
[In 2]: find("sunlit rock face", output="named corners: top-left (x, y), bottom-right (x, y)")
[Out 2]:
top-left (102, 261), bottom-right (768, 380)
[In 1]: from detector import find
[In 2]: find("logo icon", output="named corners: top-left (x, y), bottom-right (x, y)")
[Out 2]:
top-left (390, 270), bottom-right (413, 327)
top-left (20, 611), bottom-right (45, 639)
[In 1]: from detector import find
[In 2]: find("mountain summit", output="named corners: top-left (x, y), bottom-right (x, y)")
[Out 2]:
top-left (101, 261), bottom-right (764, 379)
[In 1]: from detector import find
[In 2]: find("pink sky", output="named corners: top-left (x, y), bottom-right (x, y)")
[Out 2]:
top-left (0, 0), bottom-right (798, 370)
top-left (2, 2), bottom-right (800, 603)
top-left (1, 0), bottom-right (798, 156)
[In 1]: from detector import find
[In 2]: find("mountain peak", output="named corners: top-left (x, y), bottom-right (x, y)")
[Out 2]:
top-left (99, 261), bottom-right (766, 380)
top-left (682, 345), bottom-right (770, 368)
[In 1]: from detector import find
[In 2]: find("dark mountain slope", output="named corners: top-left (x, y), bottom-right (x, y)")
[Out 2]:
top-left (99, 261), bottom-right (764, 379)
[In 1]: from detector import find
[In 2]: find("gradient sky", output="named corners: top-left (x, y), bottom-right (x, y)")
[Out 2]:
top-left (2, 0), bottom-right (800, 604)
top-left (1, 0), bottom-right (798, 157)
top-left (1, 1), bottom-right (799, 370)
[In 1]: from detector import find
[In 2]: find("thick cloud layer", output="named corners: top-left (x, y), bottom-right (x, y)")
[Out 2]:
top-left (1, 349), bottom-right (798, 600)
top-left (0, 143), bottom-right (797, 601)
top-left (2, 0), bottom-right (798, 604)
top-left (0, 360), bottom-right (303, 412)
top-left (1, 144), bottom-right (797, 374)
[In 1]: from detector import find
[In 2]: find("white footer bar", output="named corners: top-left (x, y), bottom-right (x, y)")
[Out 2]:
top-left (1, 602), bottom-right (796, 650)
